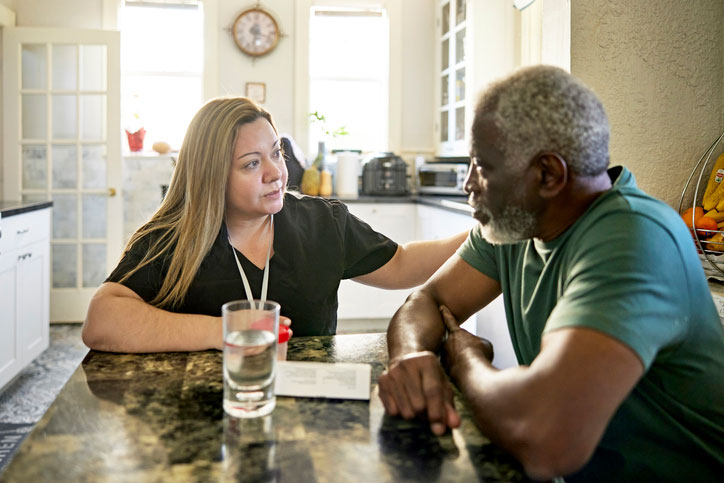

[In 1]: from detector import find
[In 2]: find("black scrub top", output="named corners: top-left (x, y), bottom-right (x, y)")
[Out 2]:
top-left (106, 193), bottom-right (399, 336)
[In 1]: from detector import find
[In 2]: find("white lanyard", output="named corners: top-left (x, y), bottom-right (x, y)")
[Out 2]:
top-left (229, 214), bottom-right (274, 310)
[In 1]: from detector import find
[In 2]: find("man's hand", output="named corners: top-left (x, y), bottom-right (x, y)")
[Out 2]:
top-left (439, 305), bottom-right (494, 375)
top-left (378, 350), bottom-right (460, 436)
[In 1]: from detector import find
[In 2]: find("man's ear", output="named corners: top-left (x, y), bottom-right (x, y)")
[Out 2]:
top-left (535, 152), bottom-right (568, 198)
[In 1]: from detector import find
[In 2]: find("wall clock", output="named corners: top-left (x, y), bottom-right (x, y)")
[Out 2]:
top-left (232, 7), bottom-right (280, 57)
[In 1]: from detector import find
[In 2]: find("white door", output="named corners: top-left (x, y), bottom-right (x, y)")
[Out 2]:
top-left (3, 27), bottom-right (121, 322)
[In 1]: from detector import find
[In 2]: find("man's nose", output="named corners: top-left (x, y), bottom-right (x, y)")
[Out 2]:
top-left (463, 164), bottom-right (477, 194)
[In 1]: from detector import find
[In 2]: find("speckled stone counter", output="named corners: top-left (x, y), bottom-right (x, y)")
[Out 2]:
top-left (1, 334), bottom-right (528, 482)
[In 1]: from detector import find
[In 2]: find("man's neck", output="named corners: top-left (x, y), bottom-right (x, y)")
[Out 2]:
top-left (536, 171), bottom-right (613, 242)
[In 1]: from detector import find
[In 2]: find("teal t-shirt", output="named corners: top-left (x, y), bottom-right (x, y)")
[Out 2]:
top-left (458, 166), bottom-right (724, 481)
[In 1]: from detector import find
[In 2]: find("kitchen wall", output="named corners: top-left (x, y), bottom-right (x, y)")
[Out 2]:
top-left (571, 0), bottom-right (724, 208)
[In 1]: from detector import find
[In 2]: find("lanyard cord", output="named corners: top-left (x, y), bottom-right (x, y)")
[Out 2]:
top-left (229, 214), bottom-right (274, 310)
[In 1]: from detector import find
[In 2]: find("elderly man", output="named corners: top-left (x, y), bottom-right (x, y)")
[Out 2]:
top-left (378, 65), bottom-right (724, 481)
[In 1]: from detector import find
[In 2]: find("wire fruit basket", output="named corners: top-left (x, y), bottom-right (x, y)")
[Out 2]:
top-left (678, 130), bottom-right (724, 278)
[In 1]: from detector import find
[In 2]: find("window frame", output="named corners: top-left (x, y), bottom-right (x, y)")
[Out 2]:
top-left (102, 0), bottom-right (218, 110)
top-left (294, 0), bottom-right (402, 157)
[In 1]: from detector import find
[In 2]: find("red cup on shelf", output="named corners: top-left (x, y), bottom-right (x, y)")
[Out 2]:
top-left (125, 127), bottom-right (146, 152)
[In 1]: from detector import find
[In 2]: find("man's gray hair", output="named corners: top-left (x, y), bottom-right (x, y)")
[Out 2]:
top-left (473, 65), bottom-right (610, 176)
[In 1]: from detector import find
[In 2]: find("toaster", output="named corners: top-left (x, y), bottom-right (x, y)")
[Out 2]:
top-left (361, 153), bottom-right (409, 196)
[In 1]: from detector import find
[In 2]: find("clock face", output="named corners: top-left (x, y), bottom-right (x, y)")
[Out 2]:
top-left (232, 8), bottom-right (280, 57)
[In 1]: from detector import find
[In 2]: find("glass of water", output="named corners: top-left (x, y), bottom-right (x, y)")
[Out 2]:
top-left (222, 300), bottom-right (280, 418)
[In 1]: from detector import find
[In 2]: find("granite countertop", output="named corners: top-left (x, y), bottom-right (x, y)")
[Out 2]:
top-left (2, 333), bottom-right (528, 482)
top-left (0, 200), bottom-right (53, 218)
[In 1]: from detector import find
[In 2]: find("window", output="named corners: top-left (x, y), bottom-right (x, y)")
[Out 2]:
top-left (308, 6), bottom-right (389, 153)
top-left (120, 1), bottom-right (203, 152)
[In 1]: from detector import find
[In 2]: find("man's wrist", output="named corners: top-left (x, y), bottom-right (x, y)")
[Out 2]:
top-left (389, 350), bottom-right (437, 366)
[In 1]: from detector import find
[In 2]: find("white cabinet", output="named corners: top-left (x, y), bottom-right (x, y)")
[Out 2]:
top-left (417, 203), bottom-right (475, 240)
top-left (17, 238), bottom-right (50, 364)
top-left (435, 0), bottom-right (519, 156)
top-left (475, 295), bottom-right (517, 369)
top-left (338, 204), bottom-right (418, 321)
top-left (0, 251), bottom-right (20, 388)
top-left (0, 207), bottom-right (51, 390)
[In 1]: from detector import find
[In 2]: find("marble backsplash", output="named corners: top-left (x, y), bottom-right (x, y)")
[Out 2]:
top-left (122, 154), bottom-right (175, 243)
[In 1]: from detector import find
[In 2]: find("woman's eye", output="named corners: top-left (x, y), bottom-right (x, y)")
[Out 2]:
top-left (272, 149), bottom-right (283, 160)
top-left (244, 160), bottom-right (260, 169)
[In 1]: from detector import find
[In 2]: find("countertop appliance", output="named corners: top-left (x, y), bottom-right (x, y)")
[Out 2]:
top-left (361, 152), bottom-right (408, 196)
top-left (417, 160), bottom-right (469, 195)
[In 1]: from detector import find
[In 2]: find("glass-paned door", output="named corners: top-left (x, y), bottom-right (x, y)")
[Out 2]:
top-left (438, 0), bottom-right (467, 155)
top-left (3, 27), bottom-right (121, 322)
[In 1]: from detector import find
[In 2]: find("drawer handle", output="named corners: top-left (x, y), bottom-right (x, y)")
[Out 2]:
top-left (17, 228), bottom-right (30, 235)
top-left (17, 252), bottom-right (32, 261)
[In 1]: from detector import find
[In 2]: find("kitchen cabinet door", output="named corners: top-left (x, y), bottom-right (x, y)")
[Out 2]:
top-left (475, 295), bottom-right (517, 369)
top-left (17, 239), bottom-right (49, 366)
top-left (0, 249), bottom-right (21, 389)
top-left (435, 1), bottom-right (519, 156)
top-left (416, 203), bottom-right (475, 241)
top-left (345, 203), bottom-right (417, 245)
top-left (338, 203), bottom-right (417, 322)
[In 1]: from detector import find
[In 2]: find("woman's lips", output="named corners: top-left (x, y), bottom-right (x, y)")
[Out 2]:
top-left (264, 188), bottom-right (282, 199)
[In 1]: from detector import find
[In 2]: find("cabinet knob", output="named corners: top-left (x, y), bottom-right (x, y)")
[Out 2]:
top-left (108, 187), bottom-right (117, 197)
top-left (17, 228), bottom-right (29, 235)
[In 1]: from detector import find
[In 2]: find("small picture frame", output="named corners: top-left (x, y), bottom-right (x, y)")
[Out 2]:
top-left (245, 82), bottom-right (266, 104)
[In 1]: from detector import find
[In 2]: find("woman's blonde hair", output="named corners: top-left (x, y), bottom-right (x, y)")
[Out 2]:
top-left (118, 97), bottom-right (277, 309)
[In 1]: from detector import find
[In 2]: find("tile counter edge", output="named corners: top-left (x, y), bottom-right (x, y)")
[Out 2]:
top-left (0, 201), bottom-right (53, 218)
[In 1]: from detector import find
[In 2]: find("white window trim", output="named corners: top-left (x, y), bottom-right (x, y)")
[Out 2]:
top-left (294, 0), bottom-right (401, 156)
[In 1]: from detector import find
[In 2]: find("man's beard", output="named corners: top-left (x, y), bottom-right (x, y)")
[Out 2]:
top-left (473, 202), bottom-right (538, 245)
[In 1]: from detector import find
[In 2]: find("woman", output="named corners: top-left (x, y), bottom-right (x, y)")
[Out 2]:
top-left (83, 97), bottom-right (467, 352)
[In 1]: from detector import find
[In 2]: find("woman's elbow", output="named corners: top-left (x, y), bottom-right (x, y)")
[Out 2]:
top-left (82, 292), bottom-right (115, 351)
top-left (82, 308), bottom-right (106, 351)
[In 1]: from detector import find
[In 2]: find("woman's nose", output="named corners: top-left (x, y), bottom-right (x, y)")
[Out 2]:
top-left (263, 158), bottom-right (282, 183)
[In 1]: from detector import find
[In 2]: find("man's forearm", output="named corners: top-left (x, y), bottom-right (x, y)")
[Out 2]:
top-left (387, 289), bottom-right (448, 361)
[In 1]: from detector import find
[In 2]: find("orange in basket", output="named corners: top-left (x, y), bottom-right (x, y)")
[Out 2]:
top-left (694, 216), bottom-right (718, 238)
top-left (682, 207), bottom-right (705, 229)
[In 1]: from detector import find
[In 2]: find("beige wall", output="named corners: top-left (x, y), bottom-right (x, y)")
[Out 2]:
top-left (571, 0), bottom-right (724, 208)
top-left (13, 0), bottom-right (102, 28)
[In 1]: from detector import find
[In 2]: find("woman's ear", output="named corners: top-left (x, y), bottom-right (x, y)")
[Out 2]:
top-left (535, 152), bottom-right (568, 198)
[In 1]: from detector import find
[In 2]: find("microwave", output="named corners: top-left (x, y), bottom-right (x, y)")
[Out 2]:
top-left (417, 162), bottom-right (469, 195)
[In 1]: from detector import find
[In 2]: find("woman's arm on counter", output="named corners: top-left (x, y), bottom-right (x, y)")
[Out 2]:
top-left (353, 230), bottom-right (469, 289)
top-left (82, 282), bottom-right (222, 353)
